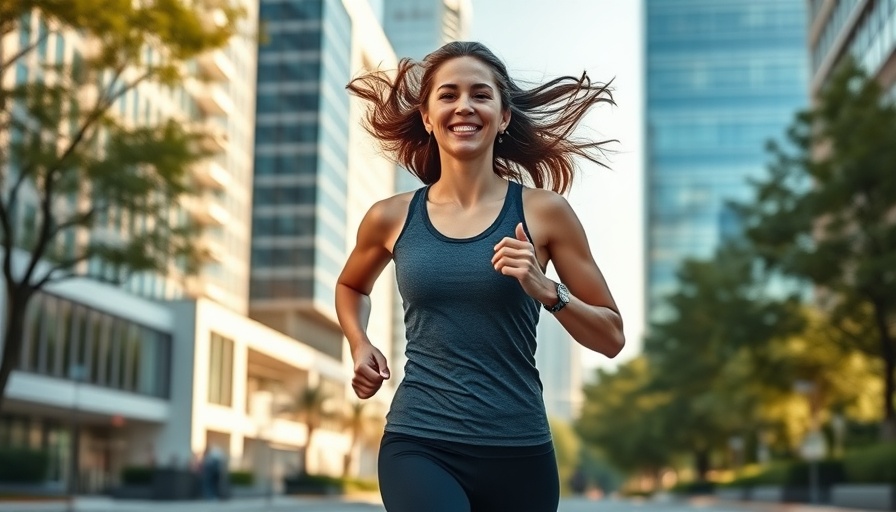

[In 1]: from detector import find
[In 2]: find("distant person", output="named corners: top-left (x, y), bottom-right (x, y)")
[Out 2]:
top-left (336, 41), bottom-right (625, 512)
top-left (200, 445), bottom-right (224, 500)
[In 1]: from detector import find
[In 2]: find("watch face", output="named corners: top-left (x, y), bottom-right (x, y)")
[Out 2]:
top-left (558, 283), bottom-right (570, 303)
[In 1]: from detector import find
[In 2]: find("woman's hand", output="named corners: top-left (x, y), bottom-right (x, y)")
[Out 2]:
top-left (351, 342), bottom-right (391, 399)
top-left (492, 222), bottom-right (554, 305)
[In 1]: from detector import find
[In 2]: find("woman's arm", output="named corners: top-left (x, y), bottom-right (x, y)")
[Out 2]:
top-left (494, 189), bottom-right (625, 358)
top-left (335, 197), bottom-right (404, 397)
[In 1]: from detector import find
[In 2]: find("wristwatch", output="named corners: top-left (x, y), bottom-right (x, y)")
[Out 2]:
top-left (543, 282), bottom-right (570, 313)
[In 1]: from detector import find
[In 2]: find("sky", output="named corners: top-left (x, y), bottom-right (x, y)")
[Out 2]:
top-left (470, 0), bottom-right (646, 371)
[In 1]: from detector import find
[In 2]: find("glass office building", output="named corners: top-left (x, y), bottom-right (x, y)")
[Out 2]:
top-left (252, 0), bottom-right (352, 357)
top-left (645, 0), bottom-right (808, 322)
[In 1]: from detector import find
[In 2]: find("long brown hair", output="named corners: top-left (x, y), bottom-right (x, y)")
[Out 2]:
top-left (346, 41), bottom-right (615, 194)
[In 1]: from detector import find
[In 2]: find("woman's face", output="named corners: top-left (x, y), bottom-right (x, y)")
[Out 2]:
top-left (421, 56), bottom-right (510, 161)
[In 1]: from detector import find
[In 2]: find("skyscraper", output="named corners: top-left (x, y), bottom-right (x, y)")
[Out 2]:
top-left (251, 0), bottom-right (353, 358)
top-left (382, 0), bottom-right (473, 61)
top-left (809, 0), bottom-right (896, 96)
top-left (645, 0), bottom-right (808, 322)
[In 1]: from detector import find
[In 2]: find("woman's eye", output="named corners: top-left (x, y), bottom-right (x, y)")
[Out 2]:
top-left (439, 94), bottom-right (454, 100)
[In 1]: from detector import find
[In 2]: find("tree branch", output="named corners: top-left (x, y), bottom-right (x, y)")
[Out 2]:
top-left (50, 68), bottom-right (154, 177)
top-left (32, 250), bottom-right (96, 289)
top-left (0, 30), bottom-right (50, 74)
top-left (21, 164), bottom-right (56, 287)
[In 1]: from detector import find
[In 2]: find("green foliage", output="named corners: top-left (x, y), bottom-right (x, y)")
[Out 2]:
top-left (228, 470), bottom-right (254, 487)
top-left (843, 442), bottom-right (896, 484)
top-left (733, 56), bottom-right (896, 432)
top-left (0, 447), bottom-right (49, 483)
top-left (576, 357), bottom-right (673, 474)
top-left (0, 0), bottom-right (246, 412)
top-left (549, 417), bottom-right (580, 495)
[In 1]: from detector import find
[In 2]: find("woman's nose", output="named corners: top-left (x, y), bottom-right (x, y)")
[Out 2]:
top-left (455, 98), bottom-right (474, 115)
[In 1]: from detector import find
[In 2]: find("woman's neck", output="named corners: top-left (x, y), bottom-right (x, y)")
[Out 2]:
top-left (431, 158), bottom-right (506, 207)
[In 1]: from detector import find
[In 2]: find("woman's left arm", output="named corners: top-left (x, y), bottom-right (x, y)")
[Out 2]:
top-left (493, 189), bottom-right (625, 358)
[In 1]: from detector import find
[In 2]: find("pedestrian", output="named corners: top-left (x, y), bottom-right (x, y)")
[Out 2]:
top-left (336, 41), bottom-right (625, 512)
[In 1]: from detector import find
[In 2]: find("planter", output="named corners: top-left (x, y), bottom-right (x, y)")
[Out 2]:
top-left (751, 485), bottom-right (784, 502)
top-left (715, 487), bottom-right (749, 501)
top-left (830, 484), bottom-right (895, 511)
top-left (283, 476), bottom-right (342, 496)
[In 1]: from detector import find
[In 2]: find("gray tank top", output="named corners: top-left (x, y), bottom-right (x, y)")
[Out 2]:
top-left (387, 180), bottom-right (551, 446)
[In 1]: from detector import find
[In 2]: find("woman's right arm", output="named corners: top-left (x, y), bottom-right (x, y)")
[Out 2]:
top-left (335, 198), bottom-right (402, 399)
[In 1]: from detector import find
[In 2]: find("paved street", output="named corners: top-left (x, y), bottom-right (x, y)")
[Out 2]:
top-left (0, 495), bottom-right (874, 512)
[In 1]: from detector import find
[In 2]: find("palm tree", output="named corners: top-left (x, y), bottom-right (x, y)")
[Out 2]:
top-left (283, 384), bottom-right (329, 476)
top-left (343, 401), bottom-right (367, 477)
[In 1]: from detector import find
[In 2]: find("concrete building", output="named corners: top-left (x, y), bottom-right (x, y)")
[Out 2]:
top-left (808, 0), bottom-right (896, 96)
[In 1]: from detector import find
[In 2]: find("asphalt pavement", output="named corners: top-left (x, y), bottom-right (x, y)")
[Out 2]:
top-left (0, 495), bottom-right (876, 512)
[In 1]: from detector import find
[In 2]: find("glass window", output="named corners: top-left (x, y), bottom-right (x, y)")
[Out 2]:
top-left (208, 332), bottom-right (234, 406)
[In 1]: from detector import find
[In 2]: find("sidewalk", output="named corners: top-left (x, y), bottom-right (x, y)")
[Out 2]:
top-left (0, 495), bottom-right (384, 512)
top-left (685, 495), bottom-right (875, 512)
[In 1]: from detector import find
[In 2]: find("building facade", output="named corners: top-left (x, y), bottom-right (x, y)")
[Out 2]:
top-left (645, 0), bottom-right (808, 322)
top-left (535, 312), bottom-right (584, 422)
top-left (808, 0), bottom-right (896, 96)
top-left (251, 0), bottom-right (354, 360)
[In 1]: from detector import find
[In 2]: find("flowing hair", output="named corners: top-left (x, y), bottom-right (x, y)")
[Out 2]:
top-left (346, 41), bottom-right (615, 194)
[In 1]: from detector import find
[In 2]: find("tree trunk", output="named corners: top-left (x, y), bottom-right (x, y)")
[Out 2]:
top-left (694, 449), bottom-right (710, 482)
top-left (0, 286), bottom-right (32, 413)
top-left (302, 426), bottom-right (314, 476)
top-left (873, 304), bottom-right (895, 440)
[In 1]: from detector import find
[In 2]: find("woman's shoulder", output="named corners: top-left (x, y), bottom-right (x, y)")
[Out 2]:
top-left (520, 185), bottom-right (572, 215)
top-left (364, 189), bottom-right (419, 230)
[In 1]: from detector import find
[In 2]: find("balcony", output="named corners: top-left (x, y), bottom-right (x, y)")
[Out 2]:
top-left (196, 50), bottom-right (234, 82)
top-left (193, 160), bottom-right (230, 190)
top-left (197, 235), bottom-right (226, 263)
top-left (186, 79), bottom-right (233, 117)
top-left (185, 194), bottom-right (228, 226)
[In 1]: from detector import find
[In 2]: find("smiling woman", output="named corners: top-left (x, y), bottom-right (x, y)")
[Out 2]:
top-left (337, 41), bottom-right (624, 512)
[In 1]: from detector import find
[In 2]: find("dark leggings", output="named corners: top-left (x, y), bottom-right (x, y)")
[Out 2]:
top-left (378, 432), bottom-right (560, 512)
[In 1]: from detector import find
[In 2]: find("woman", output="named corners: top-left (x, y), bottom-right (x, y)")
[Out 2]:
top-left (336, 41), bottom-right (624, 512)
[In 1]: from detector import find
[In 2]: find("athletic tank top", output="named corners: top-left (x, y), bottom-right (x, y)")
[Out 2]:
top-left (386, 180), bottom-right (551, 446)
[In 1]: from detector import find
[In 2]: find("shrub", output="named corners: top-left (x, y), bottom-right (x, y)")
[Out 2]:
top-left (843, 442), bottom-right (896, 484)
top-left (0, 448), bottom-right (49, 483)
top-left (229, 470), bottom-right (254, 486)
top-left (120, 466), bottom-right (154, 485)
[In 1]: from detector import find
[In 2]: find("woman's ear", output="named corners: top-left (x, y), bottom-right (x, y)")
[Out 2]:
top-left (420, 108), bottom-right (432, 134)
top-left (501, 108), bottom-right (511, 132)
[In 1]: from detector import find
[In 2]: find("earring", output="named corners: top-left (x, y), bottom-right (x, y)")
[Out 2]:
top-left (498, 131), bottom-right (504, 144)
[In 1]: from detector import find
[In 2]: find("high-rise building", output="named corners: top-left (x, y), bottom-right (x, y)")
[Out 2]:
top-left (645, 0), bottom-right (808, 322)
top-left (382, 0), bottom-right (473, 61)
top-left (535, 313), bottom-right (583, 422)
top-left (808, 0), bottom-right (896, 97)
top-left (251, 0), bottom-right (353, 359)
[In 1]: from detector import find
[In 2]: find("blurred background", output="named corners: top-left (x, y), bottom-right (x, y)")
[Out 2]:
top-left (0, 0), bottom-right (894, 509)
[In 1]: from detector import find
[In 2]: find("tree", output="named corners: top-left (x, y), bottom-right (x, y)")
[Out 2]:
top-left (642, 241), bottom-right (805, 478)
top-left (0, 1), bottom-right (244, 410)
top-left (549, 417), bottom-right (581, 496)
top-left (576, 357), bottom-right (673, 480)
top-left (734, 57), bottom-right (896, 438)
top-left (284, 384), bottom-right (330, 477)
